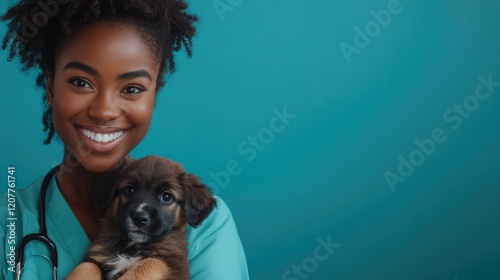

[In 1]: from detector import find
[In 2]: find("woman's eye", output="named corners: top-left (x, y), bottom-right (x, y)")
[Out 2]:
top-left (160, 192), bottom-right (173, 204)
top-left (69, 78), bottom-right (92, 89)
top-left (122, 185), bottom-right (135, 197)
top-left (122, 86), bottom-right (145, 94)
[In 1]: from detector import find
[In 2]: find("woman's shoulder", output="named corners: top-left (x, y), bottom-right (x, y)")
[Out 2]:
top-left (186, 195), bottom-right (249, 279)
top-left (186, 194), bottom-right (242, 247)
top-left (0, 176), bottom-right (45, 235)
top-left (209, 196), bottom-right (234, 222)
top-left (187, 196), bottom-right (234, 234)
top-left (1, 176), bottom-right (45, 212)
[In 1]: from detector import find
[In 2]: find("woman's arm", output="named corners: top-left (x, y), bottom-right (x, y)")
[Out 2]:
top-left (187, 197), bottom-right (249, 280)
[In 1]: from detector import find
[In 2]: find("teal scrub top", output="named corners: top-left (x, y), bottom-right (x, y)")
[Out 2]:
top-left (0, 174), bottom-right (249, 279)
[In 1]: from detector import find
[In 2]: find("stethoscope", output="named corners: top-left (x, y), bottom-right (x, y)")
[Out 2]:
top-left (15, 165), bottom-right (60, 280)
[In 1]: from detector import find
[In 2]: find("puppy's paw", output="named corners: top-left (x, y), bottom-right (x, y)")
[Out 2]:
top-left (65, 262), bottom-right (102, 280)
top-left (118, 258), bottom-right (170, 280)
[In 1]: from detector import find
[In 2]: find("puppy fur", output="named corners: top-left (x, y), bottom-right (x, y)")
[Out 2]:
top-left (66, 156), bottom-right (216, 280)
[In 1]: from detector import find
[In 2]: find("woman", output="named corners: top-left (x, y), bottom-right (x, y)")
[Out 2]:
top-left (0, 0), bottom-right (249, 279)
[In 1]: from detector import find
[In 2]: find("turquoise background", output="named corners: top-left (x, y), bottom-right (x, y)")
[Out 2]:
top-left (1, 0), bottom-right (500, 279)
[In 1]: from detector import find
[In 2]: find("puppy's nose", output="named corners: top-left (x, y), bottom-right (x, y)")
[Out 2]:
top-left (132, 210), bottom-right (151, 227)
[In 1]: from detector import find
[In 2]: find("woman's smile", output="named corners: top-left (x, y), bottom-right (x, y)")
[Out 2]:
top-left (77, 125), bottom-right (129, 153)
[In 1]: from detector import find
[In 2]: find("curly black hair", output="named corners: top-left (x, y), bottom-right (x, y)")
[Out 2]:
top-left (1, 0), bottom-right (198, 144)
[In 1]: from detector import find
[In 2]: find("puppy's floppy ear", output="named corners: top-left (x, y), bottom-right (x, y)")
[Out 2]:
top-left (180, 173), bottom-right (217, 227)
top-left (92, 157), bottom-right (133, 214)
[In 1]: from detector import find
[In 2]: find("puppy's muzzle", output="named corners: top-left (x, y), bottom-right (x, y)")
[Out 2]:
top-left (131, 205), bottom-right (156, 227)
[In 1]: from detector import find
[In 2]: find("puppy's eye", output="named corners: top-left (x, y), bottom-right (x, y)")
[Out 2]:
top-left (160, 192), bottom-right (174, 204)
top-left (122, 185), bottom-right (135, 198)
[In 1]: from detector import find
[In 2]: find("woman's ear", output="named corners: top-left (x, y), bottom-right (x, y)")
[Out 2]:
top-left (45, 70), bottom-right (54, 106)
top-left (180, 173), bottom-right (217, 228)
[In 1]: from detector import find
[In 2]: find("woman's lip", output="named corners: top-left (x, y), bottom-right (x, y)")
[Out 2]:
top-left (77, 127), bottom-right (128, 153)
top-left (76, 124), bottom-right (128, 133)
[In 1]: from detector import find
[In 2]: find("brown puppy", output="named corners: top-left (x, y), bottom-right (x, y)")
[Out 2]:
top-left (66, 156), bottom-right (216, 280)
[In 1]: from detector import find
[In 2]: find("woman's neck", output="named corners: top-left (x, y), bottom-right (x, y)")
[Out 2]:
top-left (57, 162), bottom-right (97, 207)
top-left (56, 152), bottom-right (101, 241)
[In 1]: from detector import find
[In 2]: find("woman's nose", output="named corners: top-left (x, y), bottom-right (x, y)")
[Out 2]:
top-left (87, 91), bottom-right (120, 122)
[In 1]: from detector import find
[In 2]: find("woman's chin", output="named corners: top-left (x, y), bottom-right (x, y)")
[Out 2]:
top-left (74, 154), bottom-right (128, 174)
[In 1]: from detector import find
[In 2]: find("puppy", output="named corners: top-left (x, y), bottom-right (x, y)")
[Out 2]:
top-left (66, 156), bottom-right (216, 280)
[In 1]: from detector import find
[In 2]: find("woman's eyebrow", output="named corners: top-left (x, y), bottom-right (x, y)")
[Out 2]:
top-left (63, 61), bottom-right (99, 76)
top-left (62, 61), bottom-right (151, 81)
top-left (117, 70), bottom-right (152, 82)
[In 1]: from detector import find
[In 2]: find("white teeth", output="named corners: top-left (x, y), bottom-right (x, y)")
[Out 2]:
top-left (80, 129), bottom-right (124, 143)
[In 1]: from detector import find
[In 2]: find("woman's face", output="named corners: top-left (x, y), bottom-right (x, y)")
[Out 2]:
top-left (47, 22), bottom-right (159, 173)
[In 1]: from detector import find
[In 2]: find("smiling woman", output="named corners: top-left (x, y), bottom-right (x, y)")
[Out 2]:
top-left (0, 1), bottom-right (249, 279)
top-left (48, 22), bottom-right (158, 174)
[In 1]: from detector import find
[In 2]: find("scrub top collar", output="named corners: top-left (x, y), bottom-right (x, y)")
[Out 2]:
top-left (45, 174), bottom-right (91, 265)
